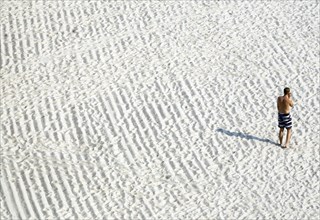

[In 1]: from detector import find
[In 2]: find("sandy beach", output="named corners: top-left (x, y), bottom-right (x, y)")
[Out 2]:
top-left (1, 0), bottom-right (319, 219)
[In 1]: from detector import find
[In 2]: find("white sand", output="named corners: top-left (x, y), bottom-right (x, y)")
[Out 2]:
top-left (1, 0), bottom-right (319, 219)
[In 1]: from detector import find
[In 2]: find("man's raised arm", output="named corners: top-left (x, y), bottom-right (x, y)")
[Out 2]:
top-left (288, 93), bottom-right (294, 107)
top-left (290, 99), bottom-right (294, 107)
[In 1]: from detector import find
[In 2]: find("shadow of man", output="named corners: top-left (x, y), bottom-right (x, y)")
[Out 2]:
top-left (216, 128), bottom-right (279, 146)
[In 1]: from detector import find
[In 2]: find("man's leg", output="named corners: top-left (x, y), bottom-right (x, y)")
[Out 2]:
top-left (279, 127), bottom-right (284, 146)
top-left (285, 128), bottom-right (292, 147)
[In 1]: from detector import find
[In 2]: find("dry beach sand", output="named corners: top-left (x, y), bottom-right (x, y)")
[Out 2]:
top-left (1, 0), bottom-right (319, 219)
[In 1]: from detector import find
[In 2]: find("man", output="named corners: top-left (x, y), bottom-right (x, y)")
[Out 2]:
top-left (277, 87), bottom-right (294, 148)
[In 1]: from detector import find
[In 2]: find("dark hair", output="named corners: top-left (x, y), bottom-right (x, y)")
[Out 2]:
top-left (284, 87), bottom-right (290, 95)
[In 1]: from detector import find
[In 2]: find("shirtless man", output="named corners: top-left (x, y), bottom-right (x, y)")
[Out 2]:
top-left (277, 87), bottom-right (294, 148)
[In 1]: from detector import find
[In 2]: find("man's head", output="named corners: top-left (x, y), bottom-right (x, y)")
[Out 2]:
top-left (284, 87), bottom-right (291, 95)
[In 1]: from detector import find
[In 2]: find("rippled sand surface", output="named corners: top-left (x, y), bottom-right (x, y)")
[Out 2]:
top-left (1, 0), bottom-right (319, 219)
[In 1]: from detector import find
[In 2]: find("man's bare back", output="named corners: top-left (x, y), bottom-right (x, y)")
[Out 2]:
top-left (277, 94), bottom-right (294, 114)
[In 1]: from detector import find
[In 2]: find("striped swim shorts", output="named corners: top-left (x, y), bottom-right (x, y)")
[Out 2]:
top-left (278, 113), bottom-right (292, 129)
